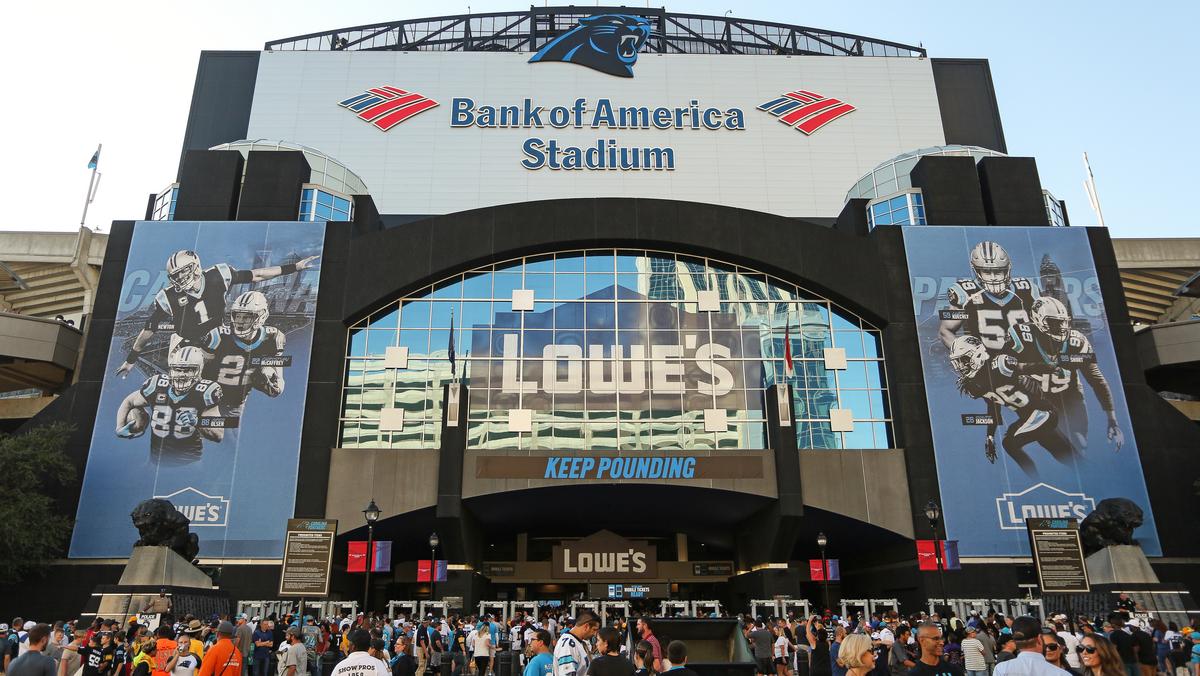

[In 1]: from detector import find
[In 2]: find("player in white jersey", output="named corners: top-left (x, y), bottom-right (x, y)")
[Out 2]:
top-left (553, 612), bottom-right (600, 676)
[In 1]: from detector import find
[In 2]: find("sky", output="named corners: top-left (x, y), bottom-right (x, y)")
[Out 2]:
top-left (2, 0), bottom-right (1196, 238)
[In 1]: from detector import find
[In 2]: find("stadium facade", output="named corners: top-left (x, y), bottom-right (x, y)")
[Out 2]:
top-left (8, 8), bottom-right (1200, 619)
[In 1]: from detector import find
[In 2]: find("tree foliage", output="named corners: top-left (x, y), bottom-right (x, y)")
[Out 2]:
top-left (0, 423), bottom-right (77, 581)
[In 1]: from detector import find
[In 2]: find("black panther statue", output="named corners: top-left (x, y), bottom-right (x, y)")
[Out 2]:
top-left (130, 498), bottom-right (200, 562)
top-left (528, 14), bottom-right (653, 77)
top-left (1080, 497), bottom-right (1144, 555)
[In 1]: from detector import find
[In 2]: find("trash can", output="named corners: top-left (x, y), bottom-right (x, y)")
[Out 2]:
top-left (494, 651), bottom-right (515, 676)
top-left (321, 651), bottom-right (340, 676)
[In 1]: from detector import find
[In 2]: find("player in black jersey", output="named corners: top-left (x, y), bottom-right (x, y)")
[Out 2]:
top-left (114, 346), bottom-right (225, 464)
top-left (203, 291), bottom-right (286, 418)
top-left (939, 241), bottom-right (1041, 351)
top-left (1006, 296), bottom-right (1124, 451)
top-left (115, 249), bottom-right (317, 377)
top-left (948, 334), bottom-right (1074, 474)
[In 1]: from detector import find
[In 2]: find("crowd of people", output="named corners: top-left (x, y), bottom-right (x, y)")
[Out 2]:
top-left (741, 603), bottom-right (1200, 676)
top-left (0, 600), bottom-right (1196, 676)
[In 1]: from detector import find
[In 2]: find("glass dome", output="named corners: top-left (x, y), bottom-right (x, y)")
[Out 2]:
top-left (210, 139), bottom-right (369, 196)
top-left (845, 145), bottom-right (1006, 203)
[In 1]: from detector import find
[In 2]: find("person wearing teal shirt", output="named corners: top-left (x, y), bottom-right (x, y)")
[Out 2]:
top-left (524, 631), bottom-right (554, 676)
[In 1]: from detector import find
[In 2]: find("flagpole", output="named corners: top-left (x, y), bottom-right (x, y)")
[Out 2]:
top-left (1082, 151), bottom-right (1105, 227)
top-left (81, 144), bottom-right (102, 227)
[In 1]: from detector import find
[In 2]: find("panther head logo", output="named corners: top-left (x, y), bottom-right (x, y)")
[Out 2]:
top-left (528, 14), bottom-right (653, 78)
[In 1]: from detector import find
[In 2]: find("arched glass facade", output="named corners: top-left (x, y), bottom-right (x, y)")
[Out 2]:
top-left (340, 250), bottom-right (892, 451)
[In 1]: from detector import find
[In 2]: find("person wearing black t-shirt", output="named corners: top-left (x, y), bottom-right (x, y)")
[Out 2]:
top-left (807, 618), bottom-right (832, 676)
top-left (98, 633), bottom-right (117, 676)
top-left (81, 636), bottom-right (105, 676)
top-left (1129, 622), bottom-right (1156, 676)
top-left (589, 628), bottom-right (635, 676)
top-left (664, 641), bottom-right (700, 676)
top-left (909, 623), bottom-right (964, 676)
top-left (448, 623), bottom-right (469, 676)
top-left (1106, 616), bottom-right (1136, 674)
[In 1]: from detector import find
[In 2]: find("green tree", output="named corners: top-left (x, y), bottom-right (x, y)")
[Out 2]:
top-left (0, 423), bottom-right (76, 581)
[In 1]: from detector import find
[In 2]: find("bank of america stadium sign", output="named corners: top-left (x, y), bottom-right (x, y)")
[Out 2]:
top-left (338, 86), bottom-right (854, 171)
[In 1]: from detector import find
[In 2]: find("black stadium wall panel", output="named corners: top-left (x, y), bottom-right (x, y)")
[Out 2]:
top-left (931, 58), bottom-right (1008, 153)
top-left (177, 51), bottom-right (261, 178)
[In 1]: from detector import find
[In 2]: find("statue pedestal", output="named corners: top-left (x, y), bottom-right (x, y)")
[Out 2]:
top-left (86, 546), bottom-right (228, 619)
top-left (118, 546), bottom-right (214, 588)
top-left (1085, 545), bottom-right (1160, 585)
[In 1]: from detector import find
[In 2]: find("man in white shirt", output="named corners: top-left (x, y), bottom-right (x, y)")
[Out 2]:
top-left (332, 631), bottom-right (389, 676)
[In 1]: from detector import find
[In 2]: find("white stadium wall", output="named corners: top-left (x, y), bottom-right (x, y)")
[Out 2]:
top-left (246, 51), bottom-right (946, 217)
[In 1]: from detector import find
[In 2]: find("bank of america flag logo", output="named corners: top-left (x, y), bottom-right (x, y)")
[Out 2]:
top-left (757, 90), bottom-right (855, 135)
top-left (338, 86), bottom-right (439, 131)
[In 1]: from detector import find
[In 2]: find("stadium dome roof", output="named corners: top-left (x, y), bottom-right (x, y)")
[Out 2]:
top-left (845, 145), bottom-right (1006, 203)
top-left (266, 7), bottom-right (926, 58)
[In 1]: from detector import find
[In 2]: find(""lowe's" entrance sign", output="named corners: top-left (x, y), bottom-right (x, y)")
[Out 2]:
top-left (553, 530), bottom-right (658, 579)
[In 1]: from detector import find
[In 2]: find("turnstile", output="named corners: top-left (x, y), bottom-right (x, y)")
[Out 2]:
top-left (511, 601), bottom-right (539, 621)
top-left (780, 599), bottom-right (811, 619)
top-left (660, 600), bottom-right (690, 617)
top-left (571, 600), bottom-right (601, 621)
top-left (750, 599), bottom-right (780, 619)
top-left (479, 601), bottom-right (508, 622)
top-left (840, 599), bottom-right (869, 621)
top-left (236, 600), bottom-right (269, 618)
top-left (388, 600), bottom-right (419, 620)
top-left (868, 599), bottom-right (900, 616)
top-left (419, 600), bottom-right (448, 618)
top-left (601, 601), bottom-right (631, 624)
top-left (1008, 598), bottom-right (1045, 621)
top-left (326, 601), bottom-right (358, 619)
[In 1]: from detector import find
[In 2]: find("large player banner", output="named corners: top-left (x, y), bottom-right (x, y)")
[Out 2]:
top-left (905, 226), bottom-right (1159, 557)
top-left (70, 221), bottom-right (325, 558)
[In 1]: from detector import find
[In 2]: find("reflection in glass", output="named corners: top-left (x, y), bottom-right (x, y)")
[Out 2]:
top-left (340, 249), bottom-right (893, 450)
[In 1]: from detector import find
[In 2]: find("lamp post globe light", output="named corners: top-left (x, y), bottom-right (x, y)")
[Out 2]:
top-left (924, 499), bottom-right (948, 613)
top-left (363, 499), bottom-right (381, 612)
top-left (816, 532), bottom-right (830, 613)
top-left (429, 531), bottom-right (440, 604)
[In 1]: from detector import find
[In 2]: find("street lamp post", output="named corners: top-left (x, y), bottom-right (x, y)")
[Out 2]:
top-left (924, 499), bottom-right (948, 615)
top-left (816, 532), bottom-right (830, 614)
top-left (362, 499), bottom-right (381, 613)
top-left (429, 532), bottom-right (441, 605)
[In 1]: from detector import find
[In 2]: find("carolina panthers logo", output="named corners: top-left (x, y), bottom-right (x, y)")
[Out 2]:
top-left (528, 14), bottom-right (652, 78)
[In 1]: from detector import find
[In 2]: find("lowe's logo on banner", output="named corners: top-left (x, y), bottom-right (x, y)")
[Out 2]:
top-left (995, 483), bottom-right (1094, 530)
top-left (153, 487), bottom-right (229, 527)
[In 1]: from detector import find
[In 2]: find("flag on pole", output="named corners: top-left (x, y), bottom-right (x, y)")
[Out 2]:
top-left (448, 311), bottom-right (456, 379)
top-left (783, 321), bottom-right (794, 376)
top-left (87, 146), bottom-right (101, 170)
